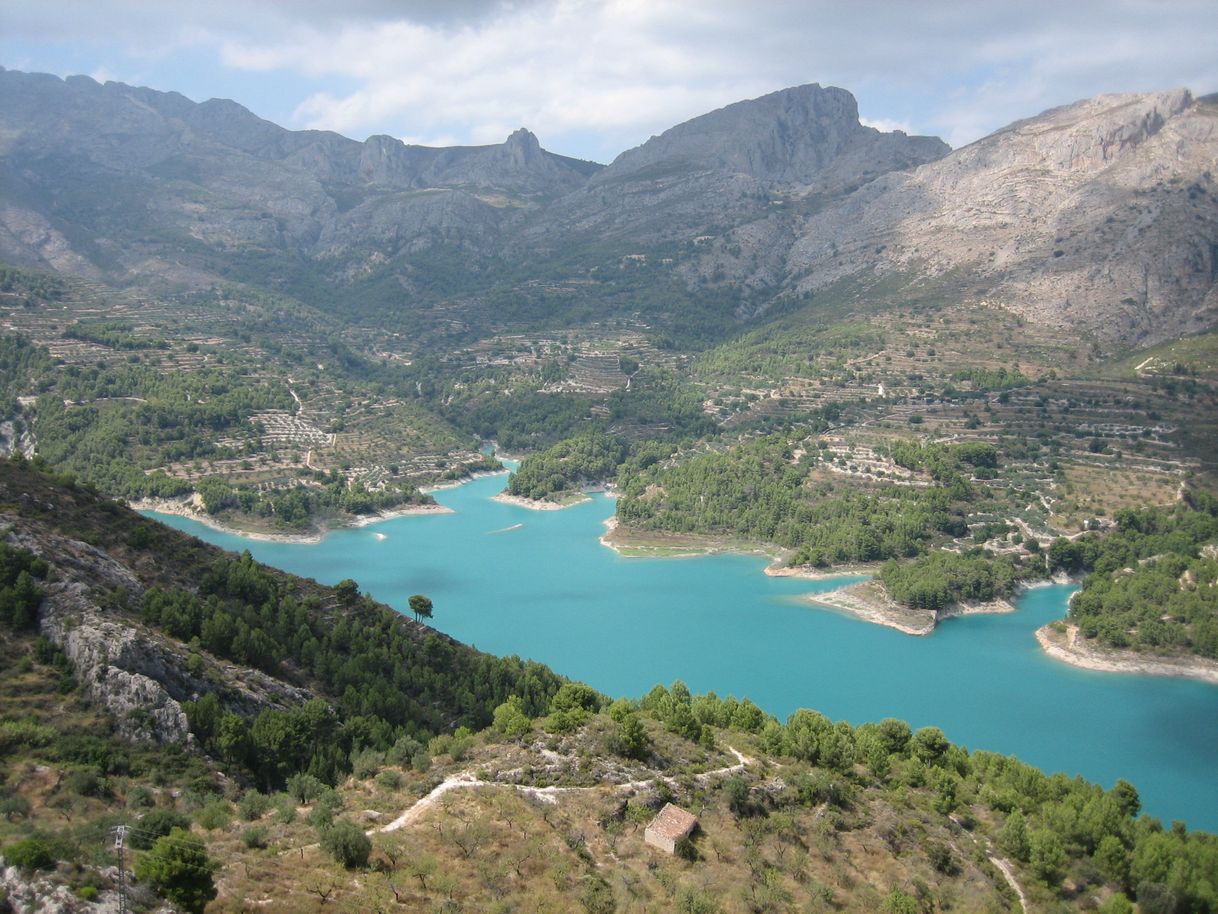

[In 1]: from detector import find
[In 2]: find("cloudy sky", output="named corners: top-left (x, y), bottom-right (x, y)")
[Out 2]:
top-left (4, 1), bottom-right (1216, 163)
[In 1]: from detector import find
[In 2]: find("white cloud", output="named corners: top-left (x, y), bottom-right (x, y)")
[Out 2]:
top-left (860, 117), bottom-right (916, 136)
top-left (88, 65), bottom-right (119, 84)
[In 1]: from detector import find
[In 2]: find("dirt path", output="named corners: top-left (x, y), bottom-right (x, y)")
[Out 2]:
top-left (375, 746), bottom-right (754, 835)
top-left (989, 855), bottom-right (1029, 913)
top-left (950, 814), bottom-right (1027, 912)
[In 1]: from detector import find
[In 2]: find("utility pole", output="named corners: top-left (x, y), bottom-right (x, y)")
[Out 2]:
top-left (110, 824), bottom-right (129, 914)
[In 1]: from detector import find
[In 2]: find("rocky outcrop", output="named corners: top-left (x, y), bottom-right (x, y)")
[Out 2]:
top-left (0, 863), bottom-right (171, 914)
top-left (1, 519), bottom-right (313, 745)
top-left (597, 84), bottom-right (947, 191)
top-left (38, 581), bottom-right (192, 744)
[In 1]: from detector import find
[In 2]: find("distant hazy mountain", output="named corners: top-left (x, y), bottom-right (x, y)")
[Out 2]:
top-left (1, 66), bottom-right (1215, 344)
top-left (0, 67), bottom-right (598, 284)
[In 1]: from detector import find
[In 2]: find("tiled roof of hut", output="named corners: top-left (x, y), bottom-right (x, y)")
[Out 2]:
top-left (647, 802), bottom-right (698, 841)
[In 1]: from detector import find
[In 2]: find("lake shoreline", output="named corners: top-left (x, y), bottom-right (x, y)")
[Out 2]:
top-left (492, 491), bottom-right (591, 511)
top-left (422, 468), bottom-right (510, 494)
top-left (808, 580), bottom-right (1019, 636)
top-left (599, 517), bottom-right (782, 560)
top-left (1035, 623), bottom-right (1218, 685)
top-left (132, 496), bottom-right (453, 544)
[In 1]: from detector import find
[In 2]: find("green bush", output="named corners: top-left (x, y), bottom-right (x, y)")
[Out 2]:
top-left (881, 888), bottom-right (919, 914)
top-left (286, 773), bottom-right (325, 804)
top-left (320, 819), bottom-right (370, 869)
top-left (376, 769), bottom-right (402, 791)
top-left (272, 793), bottom-right (297, 824)
top-left (237, 789), bottom-right (271, 821)
top-left (0, 794), bottom-right (32, 821)
top-left (193, 799), bottom-right (232, 831)
top-left (125, 785), bottom-right (154, 809)
top-left (385, 735), bottom-right (422, 766)
top-left (134, 828), bottom-right (217, 914)
top-left (350, 748), bottom-right (383, 780)
top-left (132, 809), bottom-right (192, 849)
top-left (3, 837), bottom-right (56, 871)
top-left (493, 696), bottom-right (532, 737)
top-left (240, 826), bottom-right (269, 849)
top-left (65, 767), bottom-right (107, 798)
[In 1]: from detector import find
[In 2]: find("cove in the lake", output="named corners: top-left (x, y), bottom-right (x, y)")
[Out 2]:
top-left (149, 471), bottom-right (1218, 833)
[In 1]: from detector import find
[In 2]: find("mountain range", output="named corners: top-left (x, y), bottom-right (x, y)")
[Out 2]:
top-left (1, 66), bottom-right (1215, 345)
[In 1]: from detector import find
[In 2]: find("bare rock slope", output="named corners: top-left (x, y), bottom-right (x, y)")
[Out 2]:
top-left (768, 90), bottom-right (1218, 344)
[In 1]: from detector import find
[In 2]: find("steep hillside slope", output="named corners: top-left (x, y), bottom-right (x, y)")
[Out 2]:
top-left (0, 457), bottom-right (562, 753)
top-left (699, 90), bottom-right (1218, 345)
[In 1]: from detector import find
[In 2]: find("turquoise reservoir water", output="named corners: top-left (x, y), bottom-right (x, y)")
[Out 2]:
top-left (150, 471), bottom-right (1218, 832)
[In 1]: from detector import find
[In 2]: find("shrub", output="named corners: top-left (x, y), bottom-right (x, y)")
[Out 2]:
top-left (1098, 894), bottom-right (1134, 914)
top-left (133, 809), bottom-right (192, 849)
top-left (0, 794), bottom-right (32, 821)
top-left (237, 790), bottom-right (271, 821)
top-left (286, 773), bottom-right (325, 804)
top-left (926, 841), bottom-right (958, 875)
top-left (492, 696), bottom-right (532, 737)
top-left (3, 837), bottom-right (56, 871)
top-left (351, 748), bottom-right (383, 780)
top-left (320, 819), bottom-right (370, 869)
top-left (134, 828), bottom-right (217, 914)
top-left (449, 727), bottom-right (473, 762)
top-left (65, 767), bottom-right (107, 798)
top-left (881, 888), bottom-right (919, 914)
top-left (376, 769), bottom-right (402, 791)
top-left (240, 826), bottom-right (269, 850)
top-left (722, 776), bottom-right (752, 817)
top-left (272, 793), bottom-right (297, 824)
top-left (193, 799), bottom-right (232, 831)
top-left (125, 785), bottom-right (155, 809)
top-left (385, 735), bottom-right (422, 766)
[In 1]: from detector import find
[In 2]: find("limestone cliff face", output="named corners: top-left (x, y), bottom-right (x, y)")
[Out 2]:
top-left (40, 581), bottom-right (193, 745)
top-left (768, 90), bottom-right (1218, 343)
top-left (2, 519), bottom-right (313, 745)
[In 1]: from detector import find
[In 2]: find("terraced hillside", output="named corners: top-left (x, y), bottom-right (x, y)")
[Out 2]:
top-left (0, 268), bottom-right (484, 534)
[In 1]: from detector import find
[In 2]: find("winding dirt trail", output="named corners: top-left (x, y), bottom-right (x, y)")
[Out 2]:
top-left (375, 746), bottom-right (754, 835)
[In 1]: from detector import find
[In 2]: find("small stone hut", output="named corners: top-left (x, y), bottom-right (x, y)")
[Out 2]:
top-left (644, 802), bottom-right (698, 854)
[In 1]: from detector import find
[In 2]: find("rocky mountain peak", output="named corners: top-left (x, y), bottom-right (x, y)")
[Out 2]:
top-left (596, 83), bottom-right (948, 188)
top-left (505, 127), bottom-right (541, 151)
